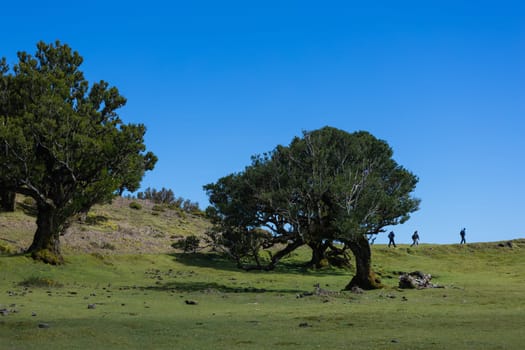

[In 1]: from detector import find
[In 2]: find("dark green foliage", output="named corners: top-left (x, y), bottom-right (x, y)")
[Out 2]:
top-left (0, 242), bottom-right (12, 254)
top-left (93, 242), bottom-right (116, 250)
top-left (138, 187), bottom-right (176, 204)
top-left (172, 235), bottom-right (201, 253)
top-left (205, 126), bottom-right (419, 287)
top-left (152, 204), bottom-right (165, 212)
top-left (204, 223), bottom-right (272, 268)
top-left (137, 187), bottom-right (201, 213)
top-left (181, 199), bottom-right (200, 213)
top-left (129, 201), bottom-right (142, 210)
top-left (0, 41), bottom-right (156, 263)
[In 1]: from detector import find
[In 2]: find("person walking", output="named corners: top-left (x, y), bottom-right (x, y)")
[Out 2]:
top-left (411, 230), bottom-right (420, 247)
top-left (460, 228), bottom-right (466, 244)
top-left (388, 231), bottom-right (396, 247)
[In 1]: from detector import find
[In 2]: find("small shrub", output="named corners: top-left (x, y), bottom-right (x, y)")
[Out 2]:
top-left (100, 242), bottom-right (116, 250)
top-left (0, 243), bottom-right (12, 254)
top-left (190, 209), bottom-right (206, 217)
top-left (172, 235), bottom-right (201, 253)
top-left (152, 204), bottom-right (165, 212)
top-left (129, 201), bottom-right (142, 210)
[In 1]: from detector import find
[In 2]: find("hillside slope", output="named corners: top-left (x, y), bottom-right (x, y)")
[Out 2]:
top-left (0, 196), bottom-right (210, 255)
top-left (2, 194), bottom-right (523, 260)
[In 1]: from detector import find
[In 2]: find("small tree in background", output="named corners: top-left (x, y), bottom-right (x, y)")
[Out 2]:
top-left (136, 187), bottom-right (200, 213)
top-left (172, 235), bottom-right (201, 254)
top-left (137, 187), bottom-right (175, 204)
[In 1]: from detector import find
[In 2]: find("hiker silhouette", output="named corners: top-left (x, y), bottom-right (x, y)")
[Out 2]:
top-left (388, 231), bottom-right (396, 247)
top-left (460, 228), bottom-right (466, 244)
top-left (411, 230), bottom-right (419, 247)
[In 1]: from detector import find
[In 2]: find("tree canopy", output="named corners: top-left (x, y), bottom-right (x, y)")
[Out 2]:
top-left (0, 41), bottom-right (156, 263)
top-left (205, 126), bottom-right (419, 289)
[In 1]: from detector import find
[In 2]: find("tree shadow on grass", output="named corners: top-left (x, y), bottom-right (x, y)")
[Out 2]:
top-left (145, 280), bottom-right (305, 294)
top-left (169, 252), bottom-right (240, 272)
top-left (170, 252), bottom-right (349, 277)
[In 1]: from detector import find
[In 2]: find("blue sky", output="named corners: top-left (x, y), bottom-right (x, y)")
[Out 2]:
top-left (1, 1), bottom-right (524, 244)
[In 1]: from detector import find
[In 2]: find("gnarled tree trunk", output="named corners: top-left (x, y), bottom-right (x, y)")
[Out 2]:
top-left (306, 240), bottom-right (330, 268)
top-left (345, 234), bottom-right (382, 290)
top-left (243, 239), bottom-right (305, 271)
top-left (269, 239), bottom-right (304, 269)
top-left (26, 202), bottom-right (65, 264)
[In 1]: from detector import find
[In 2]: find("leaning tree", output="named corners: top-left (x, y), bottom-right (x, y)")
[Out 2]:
top-left (205, 126), bottom-right (419, 289)
top-left (0, 41), bottom-right (156, 264)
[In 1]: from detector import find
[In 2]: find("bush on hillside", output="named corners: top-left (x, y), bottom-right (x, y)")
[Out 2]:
top-left (138, 187), bottom-right (175, 204)
top-left (152, 204), bottom-right (165, 212)
top-left (129, 201), bottom-right (142, 210)
top-left (172, 235), bottom-right (201, 253)
top-left (0, 242), bottom-right (12, 255)
top-left (136, 187), bottom-right (201, 214)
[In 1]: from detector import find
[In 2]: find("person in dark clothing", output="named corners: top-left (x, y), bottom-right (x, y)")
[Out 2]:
top-left (388, 231), bottom-right (396, 247)
top-left (460, 228), bottom-right (466, 244)
top-left (411, 230), bottom-right (420, 247)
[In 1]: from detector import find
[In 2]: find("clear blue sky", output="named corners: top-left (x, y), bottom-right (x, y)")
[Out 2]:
top-left (2, 1), bottom-right (524, 244)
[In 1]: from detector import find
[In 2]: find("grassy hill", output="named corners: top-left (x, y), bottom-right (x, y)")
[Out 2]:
top-left (0, 196), bottom-right (210, 255)
top-left (1, 197), bottom-right (525, 349)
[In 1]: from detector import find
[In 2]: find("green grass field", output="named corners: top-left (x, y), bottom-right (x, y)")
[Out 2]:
top-left (1, 241), bottom-right (524, 350)
top-left (1, 199), bottom-right (524, 349)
